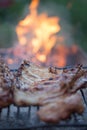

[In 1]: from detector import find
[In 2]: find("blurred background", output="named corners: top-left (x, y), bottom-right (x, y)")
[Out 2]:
top-left (0, 0), bottom-right (87, 52)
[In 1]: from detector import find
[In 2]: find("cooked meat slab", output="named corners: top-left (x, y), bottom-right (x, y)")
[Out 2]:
top-left (13, 60), bottom-right (62, 106)
top-left (0, 56), bottom-right (86, 124)
top-left (37, 92), bottom-right (84, 123)
top-left (36, 65), bottom-right (87, 123)
top-left (0, 58), bottom-right (14, 108)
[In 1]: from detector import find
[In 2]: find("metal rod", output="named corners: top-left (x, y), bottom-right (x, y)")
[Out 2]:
top-left (7, 106), bottom-right (10, 118)
top-left (37, 106), bottom-right (39, 110)
top-left (0, 108), bottom-right (2, 119)
top-left (10, 66), bottom-right (87, 72)
top-left (16, 107), bottom-right (20, 118)
top-left (55, 66), bottom-right (87, 70)
top-left (80, 90), bottom-right (87, 106)
top-left (27, 106), bottom-right (31, 119)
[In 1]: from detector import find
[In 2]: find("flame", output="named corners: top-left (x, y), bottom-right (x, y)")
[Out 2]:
top-left (16, 0), bottom-right (61, 64)
top-left (15, 0), bottom-right (79, 68)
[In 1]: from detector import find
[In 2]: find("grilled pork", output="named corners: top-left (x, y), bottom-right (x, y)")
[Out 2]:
top-left (13, 60), bottom-right (62, 106)
top-left (37, 92), bottom-right (84, 123)
top-left (13, 61), bottom-right (87, 123)
top-left (37, 65), bottom-right (87, 123)
top-left (0, 58), bottom-right (14, 108)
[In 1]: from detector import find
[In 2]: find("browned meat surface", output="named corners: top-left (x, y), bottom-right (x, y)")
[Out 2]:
top-left (36, 65), bottom-right (87, 123)
top-left (37, 92), bottom-right (84, 123)
top-left (0, 58), bottom-right (14, 108)
top-left (13, 60), bottom-right (62, 106)
top-left (11, 60), bottom-right (87, 123)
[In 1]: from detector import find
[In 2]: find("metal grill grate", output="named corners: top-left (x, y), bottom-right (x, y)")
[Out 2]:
top-left (0, 67), bottom-right (87, 129)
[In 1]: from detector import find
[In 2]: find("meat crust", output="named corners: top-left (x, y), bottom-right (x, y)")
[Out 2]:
top-left (13, 61), bottom-right (87, 123)
top-left (0, 58), bottom-right (14, 108)
top-left (37, 92), bottom-right (84, 123)
top-left (13, 60), bottom-right (62, 106)
top-left (37, 65), bottom-right (87, 123)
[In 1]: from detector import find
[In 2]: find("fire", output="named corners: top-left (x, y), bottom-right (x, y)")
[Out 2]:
top-left (9, 0), bottom-right (79, 69)
top-left (0, 1), bottom-right (84, 69)
top-left (16, 0), bottom-right (61, 64)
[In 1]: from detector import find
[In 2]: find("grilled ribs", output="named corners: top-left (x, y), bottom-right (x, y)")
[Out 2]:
top-left (0, 58), bottom-right (87, 124)
top-left (37, 65), bottom-right (87, 123)
top-left (13, 60), bottom-right (62, 106)
top-left (0, 58), bottom-right (14, 108)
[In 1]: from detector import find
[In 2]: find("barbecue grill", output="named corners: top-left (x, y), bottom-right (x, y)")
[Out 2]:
top-left (0, 66), bottom-right (87, 130)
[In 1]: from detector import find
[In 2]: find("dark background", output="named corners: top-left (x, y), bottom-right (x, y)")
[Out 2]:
top-left (0, 0), bottom-right (87, 52)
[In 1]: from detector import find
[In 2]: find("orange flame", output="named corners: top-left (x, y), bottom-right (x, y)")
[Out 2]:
top-left (16, 0), bottom-right (61, 63)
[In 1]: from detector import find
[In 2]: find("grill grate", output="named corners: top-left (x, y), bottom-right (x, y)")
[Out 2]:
top-left (0, 67), bottom-right (87, 129)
